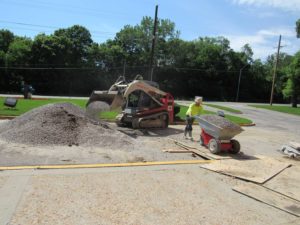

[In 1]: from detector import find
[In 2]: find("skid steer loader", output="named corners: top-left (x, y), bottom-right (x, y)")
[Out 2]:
top-left (86, 75), bottom-right (177, 129)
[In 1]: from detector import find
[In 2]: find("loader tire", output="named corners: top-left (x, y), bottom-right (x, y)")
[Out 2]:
top-left (132, 118), bottom-right (140, 129)
top-left (160, 114), bottom-right (169, 129)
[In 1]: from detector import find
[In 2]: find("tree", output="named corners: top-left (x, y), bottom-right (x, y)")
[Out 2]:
top-left (54, 25), bottom-right (93, 65)
top-left (4, 37), bottom-right (32, 92)
top-left (113, 16), bottom-right (179, 68)
top-left (241, 44), bottom-right (253, 64)
top-left (31, 33), bottom-right (73, 66)
top-left (0, 29), bottom-right (14, 53)
top-left (283, 51), bottom-right (300, 107)
top-left (282, 19), bottom-right (300, 107)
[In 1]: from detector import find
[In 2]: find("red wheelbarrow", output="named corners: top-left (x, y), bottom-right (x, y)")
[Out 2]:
top-left (195, 115), bottom-right (243, 154)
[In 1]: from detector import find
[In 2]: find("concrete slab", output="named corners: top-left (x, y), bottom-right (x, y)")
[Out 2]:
top-left (1, 165), bottom-right (294, 225)
top-left (0, 174), bottom-right (30, 225)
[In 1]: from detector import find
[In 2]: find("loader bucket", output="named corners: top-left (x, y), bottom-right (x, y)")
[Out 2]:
top-left (86, 90), bottom-right (124, 111)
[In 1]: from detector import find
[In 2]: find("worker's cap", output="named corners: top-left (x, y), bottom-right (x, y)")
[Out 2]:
top-left (195, 96), bottom-right (203, 103)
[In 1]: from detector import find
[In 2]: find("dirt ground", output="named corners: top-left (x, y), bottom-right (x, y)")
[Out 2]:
top-left (5, 165), bottom-right (298, 225)
top-left (0, 104), bottom-right (300, 225)
top-left (0, 119), bottom-right (298, 166)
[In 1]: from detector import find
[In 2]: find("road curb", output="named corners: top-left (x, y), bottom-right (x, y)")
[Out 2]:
top-left (239, 123), bottom-right (256, 127)
top-left (0, 116), bottom-right (15, 120)
top-left (172, 121), bottom-right (255, 127)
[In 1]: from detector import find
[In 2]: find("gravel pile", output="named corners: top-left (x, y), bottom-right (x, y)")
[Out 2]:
top-left (200, 115), bottom-right (242, 132)
top-left (0, 103), bottom-right (133, 148)
top-left (85, 101), bottom-right (110, 121)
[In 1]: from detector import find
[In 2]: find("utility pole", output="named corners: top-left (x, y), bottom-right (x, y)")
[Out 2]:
top-left (149, 5), bottom-right (158, 81)
top-left (236, 64), bottom-right (248, 102)
top-left (270, 35), bottom-right (282, 106)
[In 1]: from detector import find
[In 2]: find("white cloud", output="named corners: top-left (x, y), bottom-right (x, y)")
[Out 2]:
top-left (258, 28), bottom-right (295, 37)
top-left (223, 27), bottom-right (299, 59)
top-left (232, 0), bottom-right (300, 12)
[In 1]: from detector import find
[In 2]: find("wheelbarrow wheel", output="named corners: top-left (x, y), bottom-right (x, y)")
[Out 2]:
top-left (229, 139), bottom-right (240, 154)
top-left (208, 139), bottom-right (220, 154)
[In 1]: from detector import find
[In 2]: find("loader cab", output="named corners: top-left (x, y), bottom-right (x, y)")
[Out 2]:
top-left (126, 90), bottom-right (160, 114)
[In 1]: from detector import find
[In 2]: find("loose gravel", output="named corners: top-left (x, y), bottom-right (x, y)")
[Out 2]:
top-left (200, 115), bottom-right (242, 132)
top-left (0, 103), bottom-right (133, 148)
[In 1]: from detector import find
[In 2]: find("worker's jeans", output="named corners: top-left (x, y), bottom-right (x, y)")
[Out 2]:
top-left (184, 116), bottom-right (194, 137)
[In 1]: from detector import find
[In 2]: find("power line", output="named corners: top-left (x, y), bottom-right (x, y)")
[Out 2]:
top-left (0, 25), bottom-right (115, 39)
top-left (0, 20), bottom-right (116, 35)
top-left (0, 26), bottom-right (154, 42)
top-left (0, 21), bottom-right (156, 40)
top-left (0, 66), bottom-right (243, 73)
top-left (1, 0), bottom-right (143, 21)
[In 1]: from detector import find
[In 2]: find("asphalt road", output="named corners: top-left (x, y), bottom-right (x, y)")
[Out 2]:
top-left (177, 101), bottom-right (300, 135)
top-left (211, 102), bottom-right (300, 135)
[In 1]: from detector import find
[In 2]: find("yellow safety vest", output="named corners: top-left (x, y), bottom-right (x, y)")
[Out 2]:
top-left (186, 103), bottom-right (203, 116)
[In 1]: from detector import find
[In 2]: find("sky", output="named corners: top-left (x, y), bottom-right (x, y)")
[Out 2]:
top-left (0, 0), bottom-right (299, 60)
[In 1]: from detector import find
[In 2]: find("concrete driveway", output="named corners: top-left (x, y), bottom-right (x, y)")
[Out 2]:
top-left (1, 164), bottom-right (298, 225)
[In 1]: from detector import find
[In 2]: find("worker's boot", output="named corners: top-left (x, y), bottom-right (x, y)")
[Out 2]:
top-left (184, 129), bottom-right (188, 139)
top-left (188, 130), bottom-right (193, 141)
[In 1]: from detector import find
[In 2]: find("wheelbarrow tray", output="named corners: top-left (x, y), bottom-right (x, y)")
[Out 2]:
top-left (195, 116), bottom-right (243, 140)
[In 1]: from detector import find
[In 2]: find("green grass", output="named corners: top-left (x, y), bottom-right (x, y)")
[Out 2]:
top-left (0, 97), bottom-right (87, 116)
top-left (204, 103), bottom-right (242, 114)
top-left (0, 98), bottom-right (253, 124)
top-left (178, 105), bottom-right (252, 125)
top-left (249, 104), bottom-right (300, 116)
top-left (99, 110), bottom-right (119, 119)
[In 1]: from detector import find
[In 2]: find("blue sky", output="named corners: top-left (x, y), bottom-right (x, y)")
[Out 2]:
top-left (0, 0), bottom-right (299, 60)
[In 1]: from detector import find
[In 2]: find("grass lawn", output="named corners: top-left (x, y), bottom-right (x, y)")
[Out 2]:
top-left (205, 103), bottom-right (242, 114)
top-left (0, 98), bottom-right (253, 125)
top-left (249, 104), bottom-right (300, 116)
top-left (178, 105), bottom-right (252, 125)
top-left (0, 97), bottom-right (87, 116)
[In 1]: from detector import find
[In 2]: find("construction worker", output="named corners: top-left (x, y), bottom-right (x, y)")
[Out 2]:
top-left (184, 96), bottom-right (203, 140)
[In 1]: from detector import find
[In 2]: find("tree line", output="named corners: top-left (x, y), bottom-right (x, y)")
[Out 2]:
top-left (0, 17), bottom-right (299, 106)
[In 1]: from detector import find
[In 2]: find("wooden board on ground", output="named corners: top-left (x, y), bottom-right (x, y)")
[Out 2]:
top-left (233, 182), bottom-right (300, 217)
top-left (163, 149), bottom-right (193, 153)
top-left (199, 155), bottom-right (291, 184)
top-left (168, 138), bottom-right (231, 160)
top-left (264, 165), bottom-right (300, 201)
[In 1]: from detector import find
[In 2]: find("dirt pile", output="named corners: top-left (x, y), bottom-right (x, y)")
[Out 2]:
top-left (200, 115), bottom-right (242, 132)
top-left (0, 103), bottom-right (133, 148)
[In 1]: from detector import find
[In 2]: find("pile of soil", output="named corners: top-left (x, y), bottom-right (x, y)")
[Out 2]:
top-left (0, 103), bottom-right (133, 148)
top-left (200, 115), bottom-right (242, 132)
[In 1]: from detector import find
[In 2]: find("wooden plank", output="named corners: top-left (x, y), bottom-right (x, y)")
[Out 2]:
top-left (192, 147), bottom-right (231, 160)
top-left (174, 141), bottom-right (213, 160)
top-left (0, 160), bottom-right (213, 171)
top-left (200, 155), bottom-right (291, 184)
top-left (168, 138), bottom-right (231, 160)
top-left (162, 149), bottom-right (193, 153)
top-left (233, 182), bottom-right (300, 217)
top-left (264, 165), bottom-right (300, 201)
